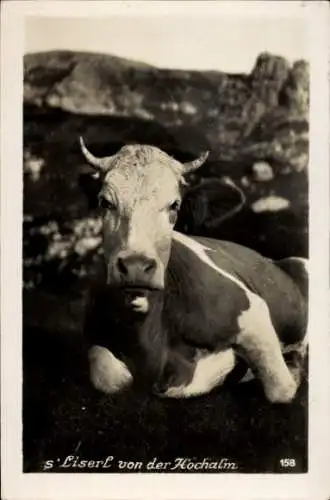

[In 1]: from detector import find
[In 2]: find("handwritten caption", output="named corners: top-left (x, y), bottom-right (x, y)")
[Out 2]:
top-left (42, 455), bottom-right (239, 471)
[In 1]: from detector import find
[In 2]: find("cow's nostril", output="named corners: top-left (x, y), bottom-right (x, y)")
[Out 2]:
top-left (144, 258), bottom-right (157, 275)
top-left (116, 255), bottom-right (157, 279)
top-left (117, 257), bottom-right (128, 276)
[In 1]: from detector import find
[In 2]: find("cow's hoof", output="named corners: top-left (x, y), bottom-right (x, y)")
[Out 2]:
top-left (89, 345), bottom-right (133, 394)
top-left (156, 385), bottom-right (187, 399)
top-left (153, 355), bottom-right (194, 396)
top-left (265, 380), bottom-right (297, 404)
top-left (152, 381), bottom-right (169, 396)
top-left (152, 380), bottom-right (183, 397)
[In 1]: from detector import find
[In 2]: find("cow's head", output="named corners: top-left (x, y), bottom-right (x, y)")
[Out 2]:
top-left (80, 138), bottom-right (209, 295)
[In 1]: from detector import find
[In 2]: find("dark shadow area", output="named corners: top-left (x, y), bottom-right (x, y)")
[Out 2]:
top-left (23, 321), bottom-right (308, 473)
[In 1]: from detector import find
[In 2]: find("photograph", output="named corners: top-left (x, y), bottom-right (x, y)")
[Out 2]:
top-left (1, 1), bottom-right (330, 499)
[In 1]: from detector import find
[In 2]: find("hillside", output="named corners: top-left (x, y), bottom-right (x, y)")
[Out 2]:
top-left (25, 50), bottom-right (308, 168)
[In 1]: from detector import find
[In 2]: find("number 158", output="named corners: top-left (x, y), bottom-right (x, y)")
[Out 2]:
top-left (280, 458), bottom-right (296, 467)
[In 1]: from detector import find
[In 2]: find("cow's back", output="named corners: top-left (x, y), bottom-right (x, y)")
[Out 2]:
top-left (190, 236), bottom-right (308, 345)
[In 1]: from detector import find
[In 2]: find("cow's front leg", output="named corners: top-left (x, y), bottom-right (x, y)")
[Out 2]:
top-left (236, 294), bottom-right (297, 403)
top-left (88, 345), bottom-right (133, 394)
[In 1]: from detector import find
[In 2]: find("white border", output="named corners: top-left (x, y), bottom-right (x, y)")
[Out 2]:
top-left (1, 2), bottom-right (330, 500)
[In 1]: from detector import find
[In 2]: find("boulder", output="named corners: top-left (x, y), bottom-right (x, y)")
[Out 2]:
top-left (24, 50), bottom-right (309, 170)
top-left (251, 161), bottom-right (274, 182)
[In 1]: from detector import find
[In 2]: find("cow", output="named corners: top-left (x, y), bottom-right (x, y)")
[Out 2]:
top-left (80, 138), bottom-right (308, 404)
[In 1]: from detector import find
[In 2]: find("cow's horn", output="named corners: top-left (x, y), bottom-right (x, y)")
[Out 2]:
top-left (79, 137), bottom-right (115, 173)
top-left (183, 151), bottom-right (210, 174)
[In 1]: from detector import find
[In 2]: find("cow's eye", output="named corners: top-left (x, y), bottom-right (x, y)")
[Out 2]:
top-left (98, 196), bottom-right (117, 211)
top-left (168, 200), bottom-right (181, 212)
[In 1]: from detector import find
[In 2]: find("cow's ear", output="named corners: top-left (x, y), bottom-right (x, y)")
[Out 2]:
top-left (176, 177), bottom-right (246, 234)
top-left (78, 172), bottom-right (102, 210)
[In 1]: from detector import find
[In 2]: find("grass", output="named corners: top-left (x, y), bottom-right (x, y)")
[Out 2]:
top-left (23, 322), bottom-right (308, 474)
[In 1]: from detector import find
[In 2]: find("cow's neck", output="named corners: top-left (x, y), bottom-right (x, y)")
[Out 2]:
top-left (100, 288), bottom-right (168, 385)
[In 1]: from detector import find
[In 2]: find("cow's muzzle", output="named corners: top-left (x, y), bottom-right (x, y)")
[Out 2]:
top-left (109, 252), bottom-right (164, 291)
top-left (117, 254), bottom-right (157, 280)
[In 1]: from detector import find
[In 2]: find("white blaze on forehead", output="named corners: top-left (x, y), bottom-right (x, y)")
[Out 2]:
top-left (101, 145), bottom-right (184, 201)
top-left (102, 161), bottom-right (181, 210)
top-left (172, 231), bottom-right (252, 295)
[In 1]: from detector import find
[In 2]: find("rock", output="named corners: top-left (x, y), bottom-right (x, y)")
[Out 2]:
top-left (241, 176), bottom-right (250, 187)
top-left (250, 52), bottom-right (290, 107)
top-left (241, 107), bottom-right (309, 173)
top-left (251, 161), bottom-right (274, 182)
top-left (279, 60), bottom-right (309, 113)
top-left (24, 151), bottom-right (45, 182)
top-left (74, 236), bottom-right (102, 256)
top-left (251, 196), bottom-right (290, 213)
top-left (24, 50), bottom-right (309, 171)
top-left (251, 52), bottom-right (290, 80)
